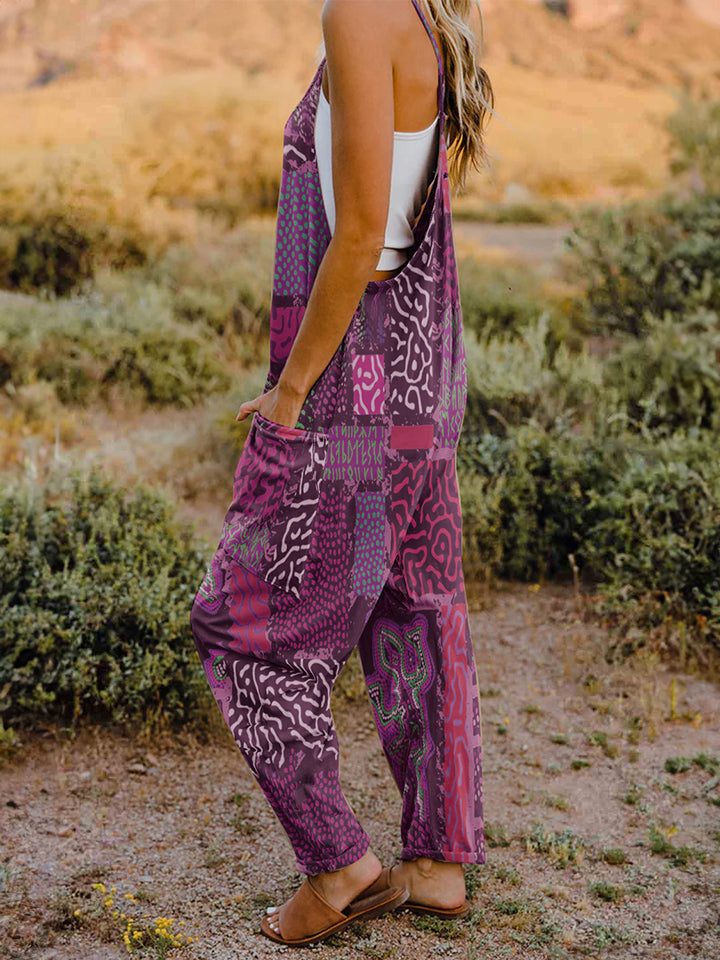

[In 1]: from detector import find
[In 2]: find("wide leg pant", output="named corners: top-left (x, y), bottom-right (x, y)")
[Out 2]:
top-left (190, 416), bottom-right (485, 875)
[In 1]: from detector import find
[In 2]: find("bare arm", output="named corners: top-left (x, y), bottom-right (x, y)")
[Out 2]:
top-left (237, 0), bottom-right (396, 428)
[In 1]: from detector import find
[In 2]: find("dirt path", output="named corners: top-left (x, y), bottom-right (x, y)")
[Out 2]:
top-left (2, 582), bottom-right (718, 960)
top-left (453, 221), bottom-right (575, 276)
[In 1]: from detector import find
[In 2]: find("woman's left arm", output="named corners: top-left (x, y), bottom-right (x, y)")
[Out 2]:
top-left (236, 0), bottom-right (397, 428)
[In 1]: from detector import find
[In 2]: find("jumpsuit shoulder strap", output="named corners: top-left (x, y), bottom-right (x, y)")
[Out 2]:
top-left (408, 0), bottom-right (445, 83)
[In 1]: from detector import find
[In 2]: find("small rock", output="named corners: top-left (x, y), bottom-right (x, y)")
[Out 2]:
top-left (502, 181), bottom-right (535, 205)
top-left (44, 825), bottom-right (75, 837)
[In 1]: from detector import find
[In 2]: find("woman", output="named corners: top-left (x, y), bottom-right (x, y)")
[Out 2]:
top-left (190, 0), bottom-right (495, 947)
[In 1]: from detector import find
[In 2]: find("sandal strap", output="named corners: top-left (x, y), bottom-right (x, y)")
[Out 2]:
top-left (350, 865), bottom-right (394, 902)
top-left (278, 877), bottom-right (347, 941)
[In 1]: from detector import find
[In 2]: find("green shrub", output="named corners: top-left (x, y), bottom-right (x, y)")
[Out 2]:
top-left (665, 756), bottom-right (693, 775)
top-left (0, 277), bottom-right (233, 405)
top-left (458, 416), bottom-right (720, 661)
top-left (458, 420), bottom-right (617, 583)
top-left (665, 753), bottom-right (719, 776)
top-left (462, 312), bottom-right (604, 436)
top-left (561, 193), bottom-right (720, 337)
top-left (693, 752), bottom-right (720, 776)
top-left (0, 470), bottom-right (211, 734)
top-left (602, 848), bottom-right (627, 865)
top-left (665, 90), bottom-right (720, 194)
top-left (578, 430), bottom-right (720, 659)
top-left (144, 236), bottom-right (272, 355)
top-left (463, 318), bottom-right (552, 433)
top-left (458, 256), bottom-right (553, 341)
top-left (454, 188), bottom-right (720, 665)
top-left (601, 309), bottom-right (720, 435)
top-left (589, 881), bottom-right (624, 903)
top-left (2, 215), bottom-right (94, 297)
top-left (484, 822), bottom-right (511, 848)
top-left (524, 824), bottom-right (584, 868)
top-left (0, 718), bottom-right (21, 767)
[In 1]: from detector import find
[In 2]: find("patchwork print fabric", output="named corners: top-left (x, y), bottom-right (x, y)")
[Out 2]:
top-left (191, 0), bottom-right (484, 875)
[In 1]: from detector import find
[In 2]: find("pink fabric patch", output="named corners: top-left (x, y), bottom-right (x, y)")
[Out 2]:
top-left (352, 354), bottom-right (385, 414)
top-left (440, 602), bottom-right (475, 856)
top-left (225, 562), bottom-right (272, 656)
top-left (389, 423), bottom-right (434, 449)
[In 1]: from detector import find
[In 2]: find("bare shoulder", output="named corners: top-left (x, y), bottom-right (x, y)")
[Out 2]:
top-left (321, 0), bottom-right (402, 46)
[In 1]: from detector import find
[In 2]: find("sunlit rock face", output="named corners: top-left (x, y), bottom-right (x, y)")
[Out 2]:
top-left (568, 0), bottom-right (628, 30)
top-left (686, 0), bottom-right (720, 28)
top-left (478, 0), bottom-right (626, 25)
top-left (480, 0), bottom-right (623, 20)
top-left (480, 0), bottom-right (720, 30)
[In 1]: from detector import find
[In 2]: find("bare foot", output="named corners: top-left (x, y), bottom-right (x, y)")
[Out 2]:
top-left (390, 857), bottom-right (466, 909)
top-left (264, 848), bottom-right (382, 936)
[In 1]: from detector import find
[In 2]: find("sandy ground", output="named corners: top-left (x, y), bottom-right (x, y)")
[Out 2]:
top-left (453, 221), bottom-right (574, 277)
top-left (1, 582), bottom-right (718, 960)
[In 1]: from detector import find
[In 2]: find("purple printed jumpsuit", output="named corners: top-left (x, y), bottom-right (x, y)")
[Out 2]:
top-left (190, 0), bottom-right (485, 876)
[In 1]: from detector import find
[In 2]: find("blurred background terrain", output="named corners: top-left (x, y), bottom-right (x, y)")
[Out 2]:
top-left (1, 0), bottom-right (719, 223)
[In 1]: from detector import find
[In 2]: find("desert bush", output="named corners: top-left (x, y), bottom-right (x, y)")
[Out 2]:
top-left (578, 429), bottom-right (720, 664)
top-left (142, 232), bottom-right (273, 360)
top-left (0, 470), bottom-right (212, 735)
top-left (0, 207), bottom-right (151, 293)
top-left (0, 277), bottom-right (233, 406)
top-left (459, 420), bottom-right (720, 663)
top-left (458, 256), bottom-right (556, 341)
top-left (463, 320), bottom-right (553, 434)
top-left (601, 308), bottom-right (720, 435)
top-left (561, 192), bottom-right (720, 337)
top-left (462, 312), bottom-right (604, 436)
top-left (1, 215), bottom-right (94, 297)
top-left (458, 420), bottom-right (619, 583)
top-left (664, 90), bottom-right (720, 194)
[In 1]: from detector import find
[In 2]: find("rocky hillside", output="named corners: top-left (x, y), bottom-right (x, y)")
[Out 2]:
top-left (0, 0), bottom-right (719, 96)
top-left (482, 0), bottom-right (720, 95)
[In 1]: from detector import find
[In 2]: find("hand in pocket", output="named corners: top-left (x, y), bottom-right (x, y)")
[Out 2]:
top-left (236, 382), bottom-right (307, 430)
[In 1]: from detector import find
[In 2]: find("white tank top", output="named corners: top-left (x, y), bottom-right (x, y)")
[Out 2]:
top-left (314, 79), bottom-right (440, 271)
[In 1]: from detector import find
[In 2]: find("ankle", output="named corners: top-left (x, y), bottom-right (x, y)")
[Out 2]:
top-left (313, 849), bottom-right (381, 891)
top-left (404, 857), bottom-right (464, 884)
top-left (413, 856), bottom-right (436, 879)
top-left (341, 849), bottom-right (380, 878)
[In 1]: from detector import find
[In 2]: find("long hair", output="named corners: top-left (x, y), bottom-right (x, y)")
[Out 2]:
top-left (314, 0), bottom-right (496, 195)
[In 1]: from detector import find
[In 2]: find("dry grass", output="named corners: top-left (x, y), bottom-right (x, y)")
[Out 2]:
top-left (0, 66), bottom-right (289, 251)
top-left (469, 61), bottom-right (678, 203)
top-left (0, 17), bottom-right (699, 246)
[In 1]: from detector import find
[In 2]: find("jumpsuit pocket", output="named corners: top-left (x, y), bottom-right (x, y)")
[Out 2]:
top-left (221, 411), bottom-right (328, 600)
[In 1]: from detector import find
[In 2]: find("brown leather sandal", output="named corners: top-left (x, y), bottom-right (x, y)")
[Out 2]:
top-left (349, 864), bottom-right (471, 920)
top-left (260, 872), bottom-right (409, 946)
top-left (404, 900), bottom-right (471, 919)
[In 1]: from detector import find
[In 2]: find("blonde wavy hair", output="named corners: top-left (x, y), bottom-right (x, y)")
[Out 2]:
top-left (315, 0), bottom-right (496, 194)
